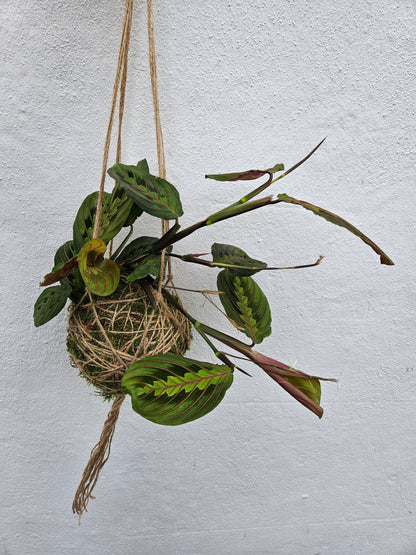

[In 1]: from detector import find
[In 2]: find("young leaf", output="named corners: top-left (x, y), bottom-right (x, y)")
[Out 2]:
top-left (277, 194), bottom-right (394, 265)
top-left (122, 353), bottom-right (234, 426)
top-left (107, 162), bottom-right (183, 220)
top-left (34, 283), bottom-right (71, 327)
top-left (77, 238), bottom-right (120, 296)
top-left (264, 369), bottom-right (323, 418)
top-left (217, 270), bottom-right (272, 344)
top-left (206, 162), bottom-right (284, 182)
top-left (211, 243), bottom-right (267, 276)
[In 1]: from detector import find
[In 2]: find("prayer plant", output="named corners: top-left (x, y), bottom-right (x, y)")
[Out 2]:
top-left (34, 139), bottom-right (394, 423)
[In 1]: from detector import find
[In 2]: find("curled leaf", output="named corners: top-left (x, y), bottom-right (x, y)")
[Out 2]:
top-left (206, 162), bottom-right (284, 182)
top-left (277, 194), bottom-right (394, 265)
top-left (77, 238), bottom-right (120, 296)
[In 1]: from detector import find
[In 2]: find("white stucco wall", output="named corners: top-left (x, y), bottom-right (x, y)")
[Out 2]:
top-left (1, 1), bottom-right (415, 553)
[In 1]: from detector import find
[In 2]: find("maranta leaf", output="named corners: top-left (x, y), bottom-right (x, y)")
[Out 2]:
top-left (122, 354), bottom-right (234, 426)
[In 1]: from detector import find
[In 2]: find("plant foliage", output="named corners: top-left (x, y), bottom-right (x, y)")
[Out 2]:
top-left (35, 143), bottom-right (394, 421)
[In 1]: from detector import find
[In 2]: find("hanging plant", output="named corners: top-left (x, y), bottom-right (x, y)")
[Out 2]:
top-left (34, 144), bottom-right (394, 419)
top-left (33, 0), bottom-right (394, 519)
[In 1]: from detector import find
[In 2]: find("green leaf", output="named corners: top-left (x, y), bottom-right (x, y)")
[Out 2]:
top-left (54, 240), bottom-right (85, 301)
top-left (277, 194), bottom-right (394, 266)
top-left (34, 284), bottom-right (71, 327)
top-left (122, 353), bottom-right (234, 425)
top-left (77, 238), bottom-right (120, 296)
top-left (285, 375), bottom-right (322, 410)
top-left (211, 243), bottom-right (267, 276)
top-left (206, 162), bottom-right (284, 182)
top-left (115, 236), bottom-right (157, 263)
top-left (123, 202), bottom-right (143, 227)
top-left (107, 162), bottom-right (183, 220)
top-left (73, 191), bottom-right (133, 252)
top-left (217, 270), bottom-right (272, 344)
top-left (73, 192), bottom-right (102, 252)
top-left (99, 192), bottom-right (135, 243)
top-left (116, 236), bottom-right (172, 281)
top-left (206, 195), bottom-right (273, 225)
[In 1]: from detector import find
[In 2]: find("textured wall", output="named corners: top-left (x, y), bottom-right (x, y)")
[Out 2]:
top-left (1, 0), bottom-right (415, 553)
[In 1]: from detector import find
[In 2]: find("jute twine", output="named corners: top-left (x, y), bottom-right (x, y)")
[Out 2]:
top-left (68, 282), bottom-right (191, 399)
top-left (71, 0), bottom-right (188, 519)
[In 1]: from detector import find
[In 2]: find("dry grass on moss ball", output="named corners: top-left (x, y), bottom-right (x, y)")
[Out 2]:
top-left (67, 280), bottom-right (192, 400)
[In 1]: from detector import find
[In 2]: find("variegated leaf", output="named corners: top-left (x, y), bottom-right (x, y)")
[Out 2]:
top-left (77, 238), bottom-right (120, 296)
top-left (217, 269), bottom-right (272, 344)
top-left (122, 354), bottom-right (234, 425)
top-left (116, 236), bottom-right (172, 281)
top-left (34, 283), bottom-right (71, 327)
top-left (107, 162), bottom-right (183, 220)
top-left (73, 191), bottom-right (133, 252)
top-left (211, 243), bottom-right (267, 276)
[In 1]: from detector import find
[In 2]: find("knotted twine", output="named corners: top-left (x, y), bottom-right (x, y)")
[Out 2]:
top-left (72, 0), bottom-right (183, 519)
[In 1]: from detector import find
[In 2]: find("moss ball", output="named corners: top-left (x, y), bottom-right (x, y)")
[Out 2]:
top-left (67, 280), bottom-right (192, 400)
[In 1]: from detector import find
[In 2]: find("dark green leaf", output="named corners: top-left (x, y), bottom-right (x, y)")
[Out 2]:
top-left (115, 235), bottom-right (158, 263)
top-left (206, 162), bottom-right (284, 182)
top-left (277, 194), bottom-right (394, 266)
top-left (126, 252), bottom-right (171, 282)
top-left (34, 284), bottom-right (71, 327)
top-left (54, 241), bottom-right (85, 301)
top-left (123, 202), bottom-right (143, 227)
top-left (73, 191), bottom-right (133, 252)
top-left (136, 158), bottom-right (150, 173)
top-left (107, 163), bottom-right (183, 220)
top-left (99, 193), bottom-right (134, 242)
top-left (122, 353), bottom-right (234, 426)
top-left (211, 243), bottom-right (267, 276)
top-left (217, 270), bottom-right (272, 344)
top-left (116, 236), bottom-right (172, 281)
top-left (73, 192), bottom-right (101, 252)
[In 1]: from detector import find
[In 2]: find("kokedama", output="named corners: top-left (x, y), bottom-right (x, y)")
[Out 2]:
top-left (32, 0), bottom-right (395, 521)
top-left (34, 142), bottom-right (394, 422)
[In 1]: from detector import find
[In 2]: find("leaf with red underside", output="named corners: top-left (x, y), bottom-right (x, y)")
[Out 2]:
top-left (277, 194), bottom-right (394, 266)
top-left (206, 162), bottom-right (284, 182)
top-left (40, 257), bottom-right (78, 286)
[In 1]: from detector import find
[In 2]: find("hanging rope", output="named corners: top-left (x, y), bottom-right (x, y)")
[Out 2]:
top-left (73, 0), bottom-right (133, 520)
top-left (72, 395), bottom-right (125, 522)
top-left (147, 0), bottom-right (175, 294)
top-left (92, 0), bottom-right (133, 240)
top-left (73, 0), bottom-right (186, 520)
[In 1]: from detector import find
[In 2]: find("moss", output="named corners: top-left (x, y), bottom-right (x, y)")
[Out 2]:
top-left (67, 280), bottom-right (192, 400)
